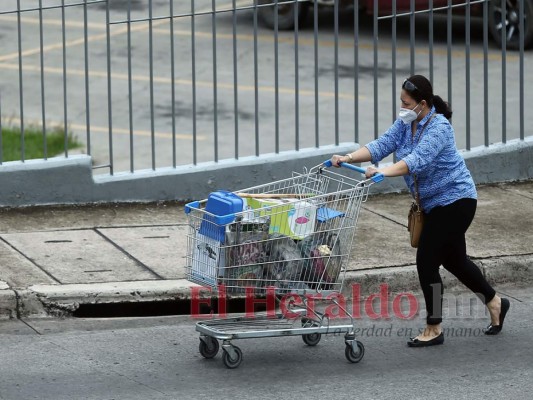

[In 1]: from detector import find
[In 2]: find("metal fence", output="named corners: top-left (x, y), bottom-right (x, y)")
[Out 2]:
top-left (0, 0), bottom-right (530, 175)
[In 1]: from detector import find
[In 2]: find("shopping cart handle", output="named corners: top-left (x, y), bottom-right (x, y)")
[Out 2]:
top-left (323, 160), bottom-right (384, 183)
top-left (184, 201), bottom-right (200, 214)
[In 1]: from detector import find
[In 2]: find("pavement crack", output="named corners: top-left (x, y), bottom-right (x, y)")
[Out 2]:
top-left (498, 291), bottom-right (524, 303)
top-left (0, 237), bottom-right (62, 284)
top-left (18, 317), bottom-right (42, 335)
top-left (362, 206), bottom-right (407, 228)
top-left (93, 228), bottom-right (165, 280)
top-left (497, 183), bottom-right (533, 201)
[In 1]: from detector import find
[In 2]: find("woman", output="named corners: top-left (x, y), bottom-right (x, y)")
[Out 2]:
top-left (331, 75), bottom-right (510, 347)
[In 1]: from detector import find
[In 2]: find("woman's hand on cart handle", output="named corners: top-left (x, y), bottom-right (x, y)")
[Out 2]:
top-left (365, 166), bottom-right (380, 179)
top-left (323, 160), bottom-right (384, 183)
top-left (330, 154), bottom-right (346, 167)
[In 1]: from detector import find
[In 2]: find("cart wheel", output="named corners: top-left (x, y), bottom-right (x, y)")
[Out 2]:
top-left (302, 333), bottom-right (321, 346)
top-left (222, 346), bottom-right (243, 369)
top-left (199, 337), bottom-right (219, 359)
top-left (345, 341), bottom-right (365, 363)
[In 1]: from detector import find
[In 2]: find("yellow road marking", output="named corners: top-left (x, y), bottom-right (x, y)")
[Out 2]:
top-left (1, 118), bottom-right (206, 142)
top-left (0, 62), bottom-right (359, 101)
top-left (0, 6), bottom-right (515, 62)
top-left (69, 123), bottom-right (206, 141)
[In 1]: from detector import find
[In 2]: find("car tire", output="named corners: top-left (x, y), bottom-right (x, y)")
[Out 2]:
top-left (488, 0), bottom-right (533, 49)
top-left (258, 0), bottom-right (310, 30)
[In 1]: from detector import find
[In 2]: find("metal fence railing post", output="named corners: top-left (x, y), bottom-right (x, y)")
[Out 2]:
top-left (127, 0), bottom-right (134, 172)
top-left (501, 0), bottom-right (507, 144)
top-left (314, 0), bottom-right (320, 147)
top-left (391, 0), bottom-right (397, 125)
top-left (447, 0), bottom-right (452, 110)
top-left (17, 0), bottom-right (25, 162)
top-left (39, 0), bottom-right (48, 160)
top-left (334, 0), bottom-right (340, 146)
top-left (83, 0), bottom-right (91, 157)
top-left (170, 0), bottom-right (177, 168)
top-left (465, 0), bottom-right (471, 151)
top-left (373, 0), bottom-right (378, 141)
top-left (294, 0), bottom-right (300, 152)
top-left (409, 0), bottom-right (415, 76)
top-left (353, 0), bottom-right (359, 144)
top-left (61, 0), bottom-right (69, 157)
top-left (519, 0), bottom-right (525, 141)
top-left (149, 0), bottom-right (156, 169)
top-left (212, 0), bottom-right (219, 162)
top-left (106, 0), bottom-right (114, 174)
top-left (274, 0), bottom-right (280, 153)
top-left (232, 0), bottom-right (240, 159)
top-left (428, 0), bottom-right (434, 85)
top-left (191, 0), bottom-right (198, 165)
top-left (253, 0), bottom-right (260, 157)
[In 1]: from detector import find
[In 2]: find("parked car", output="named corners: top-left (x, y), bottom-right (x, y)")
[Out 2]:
top-left (257, 0), bottom-right (533, 50)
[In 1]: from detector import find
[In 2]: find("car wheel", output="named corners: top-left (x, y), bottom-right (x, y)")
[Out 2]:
top-left (488, 0), bottom-right (533, 49)
top-left (258, 0), bottom-right (310, 30)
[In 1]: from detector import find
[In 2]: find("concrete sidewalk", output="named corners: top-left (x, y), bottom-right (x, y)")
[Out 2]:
top-left (0, 181), bottom-right (532, 318)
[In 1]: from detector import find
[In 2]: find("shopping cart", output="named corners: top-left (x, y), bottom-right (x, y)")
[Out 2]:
top-left (184, 161), bottom-right (383, 368)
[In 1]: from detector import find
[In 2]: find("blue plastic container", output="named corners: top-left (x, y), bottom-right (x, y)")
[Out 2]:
top-left (199, 190), bottom-right (243, 242)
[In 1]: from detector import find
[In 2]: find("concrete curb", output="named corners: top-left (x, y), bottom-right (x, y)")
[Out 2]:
top-left (16, 280), bottom-right (200, 318)
top-left (0, 290), bottom-right (17, 320)
top-left (6, 255), bottom-right (532, 319)
top-left (342, 254), bottom-right (533, 297)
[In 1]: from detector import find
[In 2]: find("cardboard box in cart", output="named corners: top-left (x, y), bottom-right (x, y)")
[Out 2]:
top-left (243, 197), bottom-right (317, 240)
top-left (191, 232), bottom-right (226, 286)
top-left (192, 191), bottom-right (243, 285)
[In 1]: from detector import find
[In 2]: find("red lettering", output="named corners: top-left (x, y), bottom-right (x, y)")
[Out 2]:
top-left (217, 284), bottom-right (227, 318)
top-left (364, 283), bottom-right (390, 320)
top-left (305, 294), bottom-right (321, 319)
top-left (324, 293), bottom-right (348, 319)
top-left (245, 287), bottom-right (277, 318)
top-left (351, 283), bottom-right (362, 318)
top-left (191, 286), bottom-right (213, 319)
top-left (279, 294), bottom-right (304, 319)
top-left (392, 292), bottom-right (418, 320)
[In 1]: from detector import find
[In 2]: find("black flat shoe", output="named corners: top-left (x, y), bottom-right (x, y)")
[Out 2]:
top-left (484, 297), bottom-right (510, 335)
top-left (407, 332), bottom-right (444, 348)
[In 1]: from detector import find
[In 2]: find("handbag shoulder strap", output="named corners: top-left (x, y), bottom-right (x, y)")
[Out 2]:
top-left (412, 113), bottom-right (436, 205)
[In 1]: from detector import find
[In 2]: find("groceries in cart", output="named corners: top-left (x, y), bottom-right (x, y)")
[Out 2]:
top-left (187, 188), bottom-right (348, 293)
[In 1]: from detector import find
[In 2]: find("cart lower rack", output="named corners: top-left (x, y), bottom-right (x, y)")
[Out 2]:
top-left (196, 304), bottom-right (365, 369)
top-left (185, 161), bottom-right (383, 368)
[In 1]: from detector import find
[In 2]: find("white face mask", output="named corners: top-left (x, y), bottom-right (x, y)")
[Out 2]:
top-left (398, 103), bottom-right (421, 124)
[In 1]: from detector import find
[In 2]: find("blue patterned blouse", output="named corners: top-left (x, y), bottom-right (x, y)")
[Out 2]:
top-left (365, 107), bottom-right (477, 212)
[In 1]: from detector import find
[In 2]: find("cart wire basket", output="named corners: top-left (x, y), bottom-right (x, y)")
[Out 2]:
top-left (184, 161), bottom-right (383, 368)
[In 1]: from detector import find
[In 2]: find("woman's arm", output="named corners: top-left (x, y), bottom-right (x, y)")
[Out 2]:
top-left (331, 146), bottom-right (373, 167)
top-left (365, 160), bottom-right (409, 179)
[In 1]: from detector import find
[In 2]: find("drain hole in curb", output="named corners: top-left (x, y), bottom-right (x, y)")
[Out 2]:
top-left (72, 298), bottom-right (264, 318)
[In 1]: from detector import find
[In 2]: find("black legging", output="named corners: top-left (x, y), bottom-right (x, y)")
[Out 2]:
top-left (416, 198), bottom-right (496, 325)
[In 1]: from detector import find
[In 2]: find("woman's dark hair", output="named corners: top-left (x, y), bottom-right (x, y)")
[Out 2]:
top-left (403, 74), bottom-right (453, 120)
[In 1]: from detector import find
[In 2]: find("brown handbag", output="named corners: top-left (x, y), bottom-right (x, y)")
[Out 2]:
top-left (407, 177), bottom-right (424, 248)
top-left (407, 114), bottom-right (435, 248)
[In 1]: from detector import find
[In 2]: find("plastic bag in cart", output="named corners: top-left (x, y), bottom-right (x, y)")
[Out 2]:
top-left (298, 232), bottom-right (342, 288)
top-left (262, 234), bottom-right (308, 290)
top-left (224, 220), bottom-right (270, 289)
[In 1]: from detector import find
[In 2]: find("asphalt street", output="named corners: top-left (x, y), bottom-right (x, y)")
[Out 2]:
top-left (0, 285), bottom-right (531, 400)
